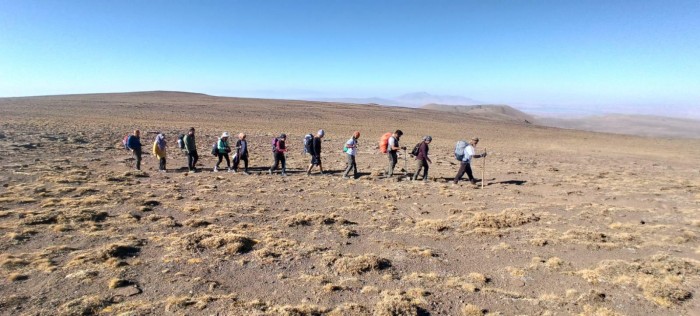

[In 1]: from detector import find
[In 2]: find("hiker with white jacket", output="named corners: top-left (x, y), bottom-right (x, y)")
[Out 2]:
top-left (454, 137), bottom-right (487, 184)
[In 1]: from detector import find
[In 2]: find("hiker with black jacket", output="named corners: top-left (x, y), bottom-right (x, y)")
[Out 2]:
top-left (233, 132), bottom-right (250, 174)
top-left (454, 137), bottom-right (487, 184)
top-left (412, 136), bottom-right (432, 181)
top-left (386, 130), bottom-right (405, 177)
top-left (184, 127), bottom-right (198, 172)
top-left (306, 129), bottom-right (325, 175)
top-left (126, 130), bottom-right (143, 170)
top-left (269, 133), bottom-right (288, 176)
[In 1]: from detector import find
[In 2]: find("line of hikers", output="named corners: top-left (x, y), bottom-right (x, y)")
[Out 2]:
top-left (123, 128), bottom-right (486, 184)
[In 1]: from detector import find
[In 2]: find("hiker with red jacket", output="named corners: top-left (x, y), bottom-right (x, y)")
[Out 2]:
top-left (269, 133), bottom-right (288, 176)
top-left (412, 136), bottom-right (432, 181)
top-left (385, 130), bottom-right (405, 178)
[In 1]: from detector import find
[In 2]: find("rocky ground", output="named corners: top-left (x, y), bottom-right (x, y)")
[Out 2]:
top-left (1, 92), bottom-right (699, 315)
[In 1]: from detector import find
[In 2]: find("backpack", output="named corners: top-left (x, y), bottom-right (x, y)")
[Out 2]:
top-left (177, 134), bottom-right (185, 149)
top-left (122, 134), bottom-right (130, 150)
top-left (455, 140), bottom-right (468, 161)
top-left (379, 132), bottom-right (392, 153)
top-left (411, 142), bottom-right (421, 156)
top-left (211, 141), bottom-right (218, 156)
top-left (272, 138), bottom-right (279, 153)
top-left (303, 134), bottom-right (313, 154)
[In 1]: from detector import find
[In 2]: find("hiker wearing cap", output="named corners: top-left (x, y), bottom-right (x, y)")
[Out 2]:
top-left (184, 127), bottom-right (198, 172)
top-left (233, 132), bottom-right (250, 174)
top-left (454, 137), bottom-right (487, 184)
top-left (269, 133), bottom-right (288, 176)
top-left (386, 130), bottom-right (405, 177)
top-left (342, 131), bottom-right (361, 179)
top-left (214, 132), bottom-right (232, 172)
top-left (412, 136), bottom-right (432, 181)
top-left (306, 129), bottom-right (325, 175)
top-left (153, 133), bottom-right (167, 172)
top-left (127, 130), bottom-right (143, 170)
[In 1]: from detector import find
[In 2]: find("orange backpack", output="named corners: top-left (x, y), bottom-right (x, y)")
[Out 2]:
top-left (379, 132), bottom-right (393, 153)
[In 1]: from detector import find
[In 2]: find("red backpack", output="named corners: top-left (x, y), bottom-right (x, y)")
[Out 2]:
top-left (379, 132), bottom-right (392, 153)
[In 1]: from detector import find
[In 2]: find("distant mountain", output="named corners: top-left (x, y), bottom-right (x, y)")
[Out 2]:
top-left (395, 92), bottom-right (482, 107)
top-left (537, 114), bottom-right (700, 139)
top-left (310, 92), bottom-right (482, 108)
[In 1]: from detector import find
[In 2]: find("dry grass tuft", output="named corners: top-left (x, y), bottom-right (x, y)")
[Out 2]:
top-left (461, 304), bottom-right (485, 316)
top-left (374, 293), bottom-right (424, 316)
top-left (464, 210), bottom-right (540, 230)
top-left (327, 254), bottom-right (392, 275)
top-left (58, 295), bottom-right (109, 316)
top-left (181, 229), bottom-right (257, 255)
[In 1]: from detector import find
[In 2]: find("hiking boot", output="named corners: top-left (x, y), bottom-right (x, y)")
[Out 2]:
top-left (227, 168), bottom-right (233, 173)
top-left (244, 171), bottom-right (251, 175)
top-left (213, 166), bottom-right (219, 172)
top-left (268, 169), bottom-right (273, 175)
top-left (281, 172), bottom-right (288, 177)
top-left (469, 179), bottom-right (477, 185)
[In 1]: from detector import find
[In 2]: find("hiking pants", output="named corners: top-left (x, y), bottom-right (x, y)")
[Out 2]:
top-left (159, 157), bottom-right (166, 171)
top-left (216, 152), bottom-right (230, 168)
top-left (187, 151), bottom-right (199, 170)
top-left (412, 159), bottom-right (429, 181)
top-left (233, 153), bottom-right (248, 172)
top-left (271, 152), bottom-right (286, 173)
top-left (454, 161), bottom-right (474, 183)
top-left (133, 148), bottom-right (142, 170)
top-left (386, 151), bottom-right (398, 176)
top-left (343, 154), bottom-right (357, 178)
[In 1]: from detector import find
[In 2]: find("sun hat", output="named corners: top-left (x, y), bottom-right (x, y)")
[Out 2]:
top-left (221, 132), bottom-right (229, 138)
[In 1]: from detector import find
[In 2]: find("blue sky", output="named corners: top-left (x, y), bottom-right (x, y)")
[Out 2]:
top-left (1, 1), bottom-right (699, 117)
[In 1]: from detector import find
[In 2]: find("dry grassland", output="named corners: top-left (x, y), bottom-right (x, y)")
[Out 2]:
top-left (1, 91), bottom-right (699, 315)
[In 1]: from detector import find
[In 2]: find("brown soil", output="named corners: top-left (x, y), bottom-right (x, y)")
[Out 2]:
top-left (1, 91), bottom-right (699, 315)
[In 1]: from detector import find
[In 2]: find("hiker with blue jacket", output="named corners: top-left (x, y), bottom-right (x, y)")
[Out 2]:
top-left (412, 136), bottom-right (432, 181)
top-left (306, 129), bottom-right (325, 175)
top-left (214, 132), bottom-right (232, 172)
top-left (269, 133), bottom-right (288, 176)
top-left (233, 132), bottom-right (250, 174)
top-left (454, 137), bottom-right (487, 184)
top-left (342, 131), bottom-right (361, 179)
top-left (184, 127), bottom-right (198, 172)
top-left (126, 130), bottom-right (143, 170)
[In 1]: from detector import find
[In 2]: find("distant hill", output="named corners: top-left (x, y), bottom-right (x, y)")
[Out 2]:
top-left (422, 104), bottom-right (535, 123)
top-left (537, 114), bottom-right (700, 139)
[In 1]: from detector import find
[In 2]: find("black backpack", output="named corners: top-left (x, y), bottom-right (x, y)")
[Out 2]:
top-left (178, 134), bottom-right (186, 149)
top-left (411, 142), bottom-right (421, 156)
top-left (303, 134), bottom-right (313, 154)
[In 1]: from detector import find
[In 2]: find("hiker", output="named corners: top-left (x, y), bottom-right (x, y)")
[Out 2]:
top-left (342, 131), bottom-right (360, 179)
top-left (306, 129), bottom-right (325, 175)
top-left (233, 132), bottom-right (250, 174)
top-left (126, 130), bottom-right (143, 170)
top-left (153, 133), bottom-right (167, 172)
top-left (184, 127), bottom-right (198, 172)
top-left (385, 130), bottom-right (405, 177)
top-left (454, 137), bottom-right (487, 184)
top-left (412, 136), bottom-right (432, 181)
top-left (214, 132), bottom-right (232, 172)
top-left (269, 133), bottom-right (288, 176)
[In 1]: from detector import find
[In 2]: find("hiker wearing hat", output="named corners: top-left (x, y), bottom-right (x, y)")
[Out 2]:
top-left (184, 127), bottom-right (198, 172)
top-left (385, 130), bottom-right (406, 177)
top-left (153, 133), bottom-right (167, 172)
top-left (214, 132), bottom-right (232, 172)
top-left (233, 132), bottom-right (250, 174)
top-left (412, 136), bottom-right (432, 181)
top-left (269, 133), bottom-right (288, 176)
top-left (306, 129), bottom-right (325, 175)
top-left (454, 137), bottom-right (487, 184)
top-left (126, 130), bottom-right (143, 170)
top-left (342, 131), bottom-right (361, 179)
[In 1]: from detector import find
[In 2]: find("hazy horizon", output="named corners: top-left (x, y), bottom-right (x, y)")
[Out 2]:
top-left (1, 1), bottom-right (699, 118)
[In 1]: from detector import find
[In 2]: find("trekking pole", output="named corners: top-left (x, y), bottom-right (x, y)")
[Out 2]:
top-left (482, 148), bottom-right (486, 189)
top-left (403, 148), bottom-right (408, 176)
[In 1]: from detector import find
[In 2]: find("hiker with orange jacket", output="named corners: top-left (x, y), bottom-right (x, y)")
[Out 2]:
top-left (385, 130), bottom-right (405, 177)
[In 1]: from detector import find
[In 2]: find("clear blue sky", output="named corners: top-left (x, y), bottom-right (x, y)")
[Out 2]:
top-left (1, 1), bottom-right (699, 117)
